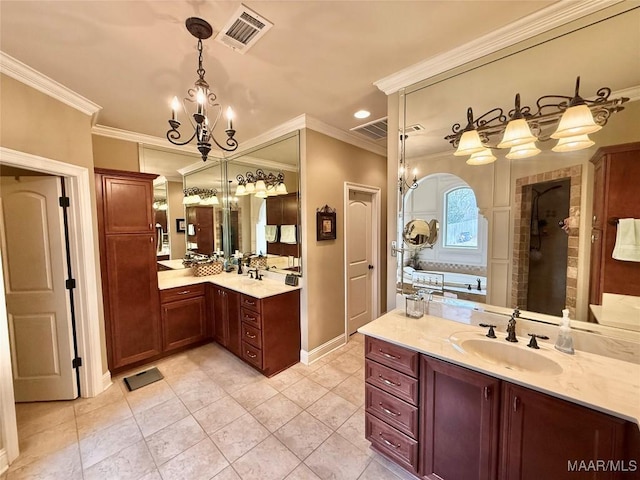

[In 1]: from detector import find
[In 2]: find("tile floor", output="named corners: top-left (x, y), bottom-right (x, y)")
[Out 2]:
top-left (2, 333), bottom-right (417, 480)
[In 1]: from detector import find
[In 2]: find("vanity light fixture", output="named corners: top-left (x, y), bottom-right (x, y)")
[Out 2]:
top-left (182, 187), bottom-right (218, 206)
top-left (153, 198), bottom-right (168, 211)
top-left (235, 169), bottom-right (287, 198)
top-left (445, 77), bottom-right (628, 164)
top-left (166, 17), bottom-right (239, 162)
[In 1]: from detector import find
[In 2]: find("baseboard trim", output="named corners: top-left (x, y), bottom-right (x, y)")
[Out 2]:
top-left (300, 334), bottom-right (346, 365)
top-left (0, 448), bottom-right (8, 476)
top-left (102, 371), bottom-right (112, 392)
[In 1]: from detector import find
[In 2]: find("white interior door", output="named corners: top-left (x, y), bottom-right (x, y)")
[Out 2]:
top-left (347, 190), bottom-right (374, 334)
top-left (0, 176), bottom-right (77, 401)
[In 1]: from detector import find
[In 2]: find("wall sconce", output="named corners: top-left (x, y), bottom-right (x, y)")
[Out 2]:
top-left (399, 134), bottom-right (418, 193)
top-left (235, 169), bottom-right (287, 197)
top-left (445, 77), bottom-right (628, 164)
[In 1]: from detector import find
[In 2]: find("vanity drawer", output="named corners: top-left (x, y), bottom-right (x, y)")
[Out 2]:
top-left (160, 284), bottom-right (205, 304)
top-left (366, 413), bottom-right (419, 473)
top-left (365, 336), bottom-right (419, 378)
top-left (241, 322), bottom-right (262, 349)
top-left (240, 294), bottom-right (261, 314)
top-left (241, 308), bottom-right (262, 329)
top-left (242, 341), bottom-right (263, 369)
top-left (366, 384), bottom-right (419, 439)
top-left (366, 359), bottom-right (419, 406)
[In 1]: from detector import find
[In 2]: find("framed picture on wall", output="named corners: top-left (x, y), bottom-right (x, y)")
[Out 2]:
top-left (316, 205), bottom-right (336, 241)
top-left (176, 218), bottom-right (186, 233)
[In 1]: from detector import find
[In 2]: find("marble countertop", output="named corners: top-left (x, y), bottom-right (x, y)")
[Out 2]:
top-left (359, 309), bottom-right (640, 426)
top-left (158, 270), bottom-right (301, 299)
top-left (157, 259), bottom-right (189, 270)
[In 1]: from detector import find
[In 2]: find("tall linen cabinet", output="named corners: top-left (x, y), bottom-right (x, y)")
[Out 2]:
top-left (95, 168), bottom-right (161, 372)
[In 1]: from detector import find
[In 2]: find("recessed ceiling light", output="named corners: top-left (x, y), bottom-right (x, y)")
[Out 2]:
top-left (354, 110), bottom-right (371, 119)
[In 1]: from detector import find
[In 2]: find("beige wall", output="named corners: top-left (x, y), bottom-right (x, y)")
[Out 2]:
top-left (303, 129), bottom-right (387, 351)
top-left (167, 180), bottom-right (186, 259)
top-left (0, 74), bottom-right (109, 374)
top-left (92, 135), bottom-right (139, 171)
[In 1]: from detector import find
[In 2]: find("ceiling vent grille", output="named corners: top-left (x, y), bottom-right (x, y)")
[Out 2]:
top-left (216, 4), bottom-right (273, 54)
top-left (350, 117), bottom-right (388, 140)
top-left (405, 124), bottom-right (425, 132)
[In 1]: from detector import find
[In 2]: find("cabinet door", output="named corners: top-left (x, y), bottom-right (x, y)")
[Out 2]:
top-left (500, 383), bottom-right (627, 480)
top-left (213, 288), bottom-right (229, 347)
top-left (225, 289), bottom-right (241, 357)
top-left (105, 234), bottom-right (161, 369)
top-left (102, 176), bottom-right (154, 234)
top-left (421, 357), bottom-right (500, 480)
top-left (161, 296), bottom-right (206, 352)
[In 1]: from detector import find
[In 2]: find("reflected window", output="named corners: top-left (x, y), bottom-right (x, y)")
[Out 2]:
top-left (444, 187), bottom-right (478, 248)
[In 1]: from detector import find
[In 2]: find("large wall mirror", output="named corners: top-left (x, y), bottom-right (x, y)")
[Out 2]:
top-left (183, 131), bottom-right (302, 275)
top-left (399, 7), bottom-right (640, 332)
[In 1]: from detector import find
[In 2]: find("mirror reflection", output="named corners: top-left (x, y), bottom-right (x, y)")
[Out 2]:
top-left (153, 179), bottom-right (170, 260)
top-left (400, 9), bottom-right (640, 331)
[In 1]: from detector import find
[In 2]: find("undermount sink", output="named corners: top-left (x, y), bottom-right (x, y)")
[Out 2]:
top-left (450, 333), bottom-right (563, 375)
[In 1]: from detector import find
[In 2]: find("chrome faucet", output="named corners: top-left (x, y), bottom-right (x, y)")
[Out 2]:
top-left (506, 314), bottom-right (518, 342)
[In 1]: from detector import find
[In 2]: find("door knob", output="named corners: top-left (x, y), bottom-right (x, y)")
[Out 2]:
top-left (368, 265), bottom-right (374, 270)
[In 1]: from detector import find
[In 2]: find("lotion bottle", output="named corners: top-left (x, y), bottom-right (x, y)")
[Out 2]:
top-left (555, 308), bottom-right (575, 354)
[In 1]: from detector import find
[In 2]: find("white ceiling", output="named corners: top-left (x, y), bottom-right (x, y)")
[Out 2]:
top-left (0, 0), bottom-right (558, 158)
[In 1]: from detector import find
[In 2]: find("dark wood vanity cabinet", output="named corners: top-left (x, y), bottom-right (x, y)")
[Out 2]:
top-left (589, 143), bottom-right (640, 308)
top-left (421, 356), bottom-right (500, 480)
top-left (187, 206), bottom-right (215, 255)
top-left (364, 336), bottom-right (639, 480)
top-left (240, 290), bottom-right (301, 376)
top-left (160, 284), bottom-right (207, 353)
top-left (95, 169), bottom-right (161, 372)
top-left (211, 285), bottom-right (241, 356)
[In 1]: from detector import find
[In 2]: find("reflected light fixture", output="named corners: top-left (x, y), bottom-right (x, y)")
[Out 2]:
top-left (399, 133), bottom-right (418, 194)
top-left (167, 18), bottom-right (238, 162)
top-left (235, 169), bottom-right (287, 198)
top-left (445, 77), bottom-right (628, 165)
top-left (182, 187), bottom-right (218, 206)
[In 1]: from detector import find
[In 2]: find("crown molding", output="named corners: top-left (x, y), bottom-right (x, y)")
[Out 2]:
top-left (617, 85), bottom-right (640, 103)
top-left (374, 0), bottom-right (626, 95)
top-left (0, 51), bottom-right (102, 121)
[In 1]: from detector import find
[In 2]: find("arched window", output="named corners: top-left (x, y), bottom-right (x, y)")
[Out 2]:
top-left (444, 187), bottom-right (478, 248)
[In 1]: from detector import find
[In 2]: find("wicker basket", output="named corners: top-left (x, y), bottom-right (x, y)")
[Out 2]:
top-left (249, 256), bottom-right (267, 269)
top-left (192, 261), bottom-right (223, 277)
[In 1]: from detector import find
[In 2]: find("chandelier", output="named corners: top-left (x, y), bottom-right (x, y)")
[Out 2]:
top-left (445, 77), bottom-right (629, 165)
top-left (234, 169), bottom-right (288, 198)
top-left (167, 18), bottom-right (239, 162)
top-left (183, 187), bottom-right (219, 206)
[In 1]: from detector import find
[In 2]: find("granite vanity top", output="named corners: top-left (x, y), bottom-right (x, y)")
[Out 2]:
top-left (158, 270), bottom-right (301, 299)
top-left (359, 309), bottom-right (640, 426)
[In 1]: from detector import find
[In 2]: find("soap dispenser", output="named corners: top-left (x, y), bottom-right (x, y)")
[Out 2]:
top-left (555, 309), bottom-right (575, 354)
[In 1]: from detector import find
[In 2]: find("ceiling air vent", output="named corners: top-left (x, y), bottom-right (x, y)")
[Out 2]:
top-left (215, 4), bottom-right (273, 54)
top-left (351, 117), bottom-right (388, 140)
top-left (405, 124), bottom-right (425, 133)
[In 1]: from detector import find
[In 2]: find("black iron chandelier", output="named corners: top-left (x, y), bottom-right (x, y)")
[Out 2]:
top-left (234, 169), bottom-right (288, 198)
top-left (444, 77), bottom-right (629, 165)
top-left (167, 18), bottom-right (238, 162)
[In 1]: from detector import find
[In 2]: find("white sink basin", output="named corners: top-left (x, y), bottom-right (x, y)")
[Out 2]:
top-left (450, 333), bottom-right (563, 375)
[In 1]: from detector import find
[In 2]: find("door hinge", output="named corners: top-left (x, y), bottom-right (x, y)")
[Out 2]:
top-left (59, 196), bottom-right (70, 208)
top-left (72, 357), bottom-right (82, 368)
top-left (66, 278), bottom-right (76, 290)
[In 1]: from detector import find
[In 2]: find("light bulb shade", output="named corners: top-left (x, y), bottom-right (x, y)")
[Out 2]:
top-left (158, 203), bottom-right (168, 211)
top-left (466, 148), bottom-right (496, 165)
top-left (276, 183), bottom-right (288, 195)
top-left (552, 134), bottom-right (595, 152)
top-left (183, 194), bottom-right (201, 205)
top-left (265, 188), bottom-right (278, 196)
top-left (506, 142), bottom-right (541, 160)
top-left (255, 191), bottom-right (268, 199)
top-left (454, 130), bottom-right (485, 156)
top-left (235, 184), bottom-right (247, 196)
top-left (210, 195), bottom-right (219, 205)
top-left (255, 180), bottom-right (267, 193)
top-left (245, 182), bottom-right (255, 193)
top-left (497, 118), bottom-right (537, 148)
top-left (551, 105), bottom-right (602, 139)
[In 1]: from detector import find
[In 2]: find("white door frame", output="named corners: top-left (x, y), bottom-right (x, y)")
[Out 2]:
top-left (0, 147), bottom-right (105, 463)
top-left (343, 182), bottom-right (381, 341)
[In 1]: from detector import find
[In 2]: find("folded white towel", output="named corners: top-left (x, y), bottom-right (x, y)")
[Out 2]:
top-left (612, 218), bottom-right (640, 262)
top-left (280, 225), bottom-right (297, 244)
top-left (265, 225), bottom-right (278, 243)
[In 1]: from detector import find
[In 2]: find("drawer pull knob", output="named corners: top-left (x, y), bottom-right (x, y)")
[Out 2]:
top-left (378, 349), bottom-right (399, 360)
top-left (379, 403), bottom-right (400, 417)
top-left (245, 332), bottom-right (256, 339)
top-left (378, 375), bottom-right (400, 387)
top-left (177, 290), bottom-right (190, 295)
top-left (246, 351), bottom-right (257, 359)
top-left (245, 315), bottom-right (256, 321)
top-left (513, 396), bottom-right (519, 412)
top-left (246, 300), bottom-right (256, 306)
top-left (379, 433), bottom-right (400, 449)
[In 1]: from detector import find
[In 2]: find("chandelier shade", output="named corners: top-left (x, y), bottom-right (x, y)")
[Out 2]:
top-left (166, 18), bottom-right (238, 162)
top-left (552, 134), bottom-right (595, 152)
top-left (497, 118), bottom-right (537, 149)
top-left (551, 104), bottom-right (602, 139)
top-left (454, 129), bottom-right (485, 156)
top-left (466, 148), bottom-right (497, 165)
top-left (506, 142), bottom-right (541, 160)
